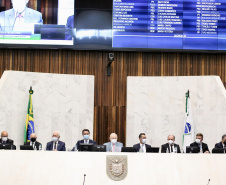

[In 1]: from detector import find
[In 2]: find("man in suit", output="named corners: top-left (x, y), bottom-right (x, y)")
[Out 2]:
top-left (215, 134), bottom-right (226, 152)
top-left (190, 133), bottom-right (209, 153)
top-left (65, 15), bottom-right (74, 40)
top-left (133, 133), bottom-right (151, 152)
top-left (0, 0), bottom-right (43, 32)
top-left (0, 131), bottom-right (14, 145)
top-left (46, 131), bottom-right (66, 151)
top-left (24, 133), bottom-right (42, 150)
top-left (161, 135), bottom-right (181, 153)
top-left (73, 129), bottom-right (97, 151)
top-left (104, 133), bottom-right (123, 152)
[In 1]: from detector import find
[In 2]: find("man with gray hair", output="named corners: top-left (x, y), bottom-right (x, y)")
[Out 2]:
top-left (104, 133), bottom-right (123, 152)
top-left (215, 134), bottom-right (226, 152)
top-left (161, 135), bottom-right (181, 153)
top-left (46, 131), bottom-right (66, 151)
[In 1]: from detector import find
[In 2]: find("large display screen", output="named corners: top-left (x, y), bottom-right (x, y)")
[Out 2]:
top-left (1, 0), bottom-right (226, 51)
top-left (112, 0), bottom-right (226, 50)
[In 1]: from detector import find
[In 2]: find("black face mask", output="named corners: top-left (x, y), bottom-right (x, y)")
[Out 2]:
top-left (224, 140), bottom-right (226, 145)
top-left (31, 138), bottom-right (36, 142)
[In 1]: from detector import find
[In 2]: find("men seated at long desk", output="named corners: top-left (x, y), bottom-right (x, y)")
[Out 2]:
top-left (73, 129), bottom-right (97, 151)
top-left (104, 133), bottom-right (123, 152)
top-left (24, 133), bottom-right (42, 150)
top-left (190, 133), bottom-right (209, 153)
top-left (133, 133), bottom-right (151, 152)
top-left (161, 135), bottom-right (181, 153)
top-left (0, 131), bottom-right (14, 145)
top-left (46, 131), bottom-right (66, 151)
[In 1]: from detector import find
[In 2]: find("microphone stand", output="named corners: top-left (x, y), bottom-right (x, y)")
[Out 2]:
top-left (207, 179), bottom-right (210, 185)
top-left (83, 174), bottom-right (86, 185)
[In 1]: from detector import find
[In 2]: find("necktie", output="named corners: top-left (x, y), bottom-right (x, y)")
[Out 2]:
top-left (171, 145), bottom-right (173, 153)
top-left (112, 144), bottom-right (115, 152)
top-left (54, 142), bottom-right (57, 150)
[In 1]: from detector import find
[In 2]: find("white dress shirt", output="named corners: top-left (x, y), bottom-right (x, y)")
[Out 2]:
top-left (84, 139), bottom-right (89, 144)
top-left (140, 143), bottom-right (146, 153)
top-left (30, 141), bottom-right (36, 149)
top-left (169, 144), bottom-right (175, 153)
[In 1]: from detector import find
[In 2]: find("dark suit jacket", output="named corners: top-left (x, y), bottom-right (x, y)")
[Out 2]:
top-left (190, 142), bottom-right (209, 153)
top-left (75, 139), bottom-right (97, 150)
top-left (133, 143), bottom-right (151, 152)
top-left (215, 142), bottom-right (224, 148)
top-left (0, 138), bottom-right (14, 145)
top-left (46, 140), bottom-right (66, 151)
top-left (24, 141), bottom-right (42, 150)
top-left (65, 15), bottom-right (74, 40)
top-left (161, 143), bottom-right (181, 153)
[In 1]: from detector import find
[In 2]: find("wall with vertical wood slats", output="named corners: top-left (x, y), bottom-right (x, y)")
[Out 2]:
top-left (0, 49), bottom-right (226, 145)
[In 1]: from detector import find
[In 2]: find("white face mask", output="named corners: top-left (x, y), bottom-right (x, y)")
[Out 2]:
top-left (141, 139), bottom-right (146, 144)
top-left (2, 137), bottom-right (7, 142)
top-left (83, 135), bottom-right (89, 140)
top-left (111, 139), bottom-right (117, 144)
top-left (168, 140), bottom-right (174, 145)
top-left (52, 137), bottom-right (58, 142)
top-left (195, 139), bottom-right (201, 144)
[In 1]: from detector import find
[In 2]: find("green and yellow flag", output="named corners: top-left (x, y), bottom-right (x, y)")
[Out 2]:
top-left (24, 87), bottom-right (35, 143)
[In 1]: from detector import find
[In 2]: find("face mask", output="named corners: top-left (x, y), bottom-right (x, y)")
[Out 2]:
top-left (168, 140), bottom-right (173, 145)
top-left (52, 137), bottom-right (58, 142)
top-left (196, 139), bottom-right (201, 144)
top-left (111, 139), bottom-right (117, 144)
top-left (31, 138), bottom-right (36, 142)
top-left (141, 139), bottom-right (146, 144)
top-left (224, 140), bottom-right (226, 145)
top-left (2, 137), bottom-right (7, 142)
top-left (84, 135), bottom-right (89, 140)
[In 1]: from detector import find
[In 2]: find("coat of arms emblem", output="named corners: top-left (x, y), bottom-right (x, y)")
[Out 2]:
top-left (106, 155), bottom-right (127, 181)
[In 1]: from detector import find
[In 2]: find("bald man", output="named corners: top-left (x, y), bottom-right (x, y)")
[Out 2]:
top-left (46, 131), bottom-right (66, 151)
top-left (161, 135), bottom-right (181, 153)
top-left (0, 131), bottom-right (14, 145)
top-left (103, 133), bottom-right (123, 152)
top-left (24, 133), bottom-right (42, 150)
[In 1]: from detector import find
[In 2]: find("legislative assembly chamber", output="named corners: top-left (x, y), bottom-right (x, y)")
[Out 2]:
top-left (0, 0), bottom-right (226, 184)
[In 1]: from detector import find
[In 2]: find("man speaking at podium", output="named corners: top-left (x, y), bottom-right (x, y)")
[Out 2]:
top-left (0, 0), bottom-right (43, 32)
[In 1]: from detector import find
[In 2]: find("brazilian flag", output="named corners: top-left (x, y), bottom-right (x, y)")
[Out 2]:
top-left (24, 88), bottom-right (35, 143)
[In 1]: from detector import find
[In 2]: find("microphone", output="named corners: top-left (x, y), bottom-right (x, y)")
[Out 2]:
top-left (83, 174), bottom-right (86, 185)
top-left (207, 179), bottom-right (210, 185)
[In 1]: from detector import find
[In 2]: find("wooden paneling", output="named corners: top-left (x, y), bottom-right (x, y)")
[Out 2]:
top-left (1, 49), bottom-right (226, 145)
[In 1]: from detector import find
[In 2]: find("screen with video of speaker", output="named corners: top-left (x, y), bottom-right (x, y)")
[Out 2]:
top-left (0, 0), bottom-right (74, 48)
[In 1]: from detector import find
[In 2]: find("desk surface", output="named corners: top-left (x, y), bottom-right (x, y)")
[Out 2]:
top-left (0, 151), bottom-right (225, 185)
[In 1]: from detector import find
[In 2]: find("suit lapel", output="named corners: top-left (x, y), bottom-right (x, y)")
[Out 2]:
top-left (24, 8), bottom-right (31, 23)
top-left (50, 141), bottom-right (54, 150)
top-left (8, 9), bottom-right (15, 30)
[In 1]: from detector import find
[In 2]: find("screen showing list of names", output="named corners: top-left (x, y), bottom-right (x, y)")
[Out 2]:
top-left (112, 0), bottom-right (226, 50)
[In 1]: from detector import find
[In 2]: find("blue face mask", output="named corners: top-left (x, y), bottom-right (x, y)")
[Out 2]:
top-left (84, 135), bottom-right (89, 140)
